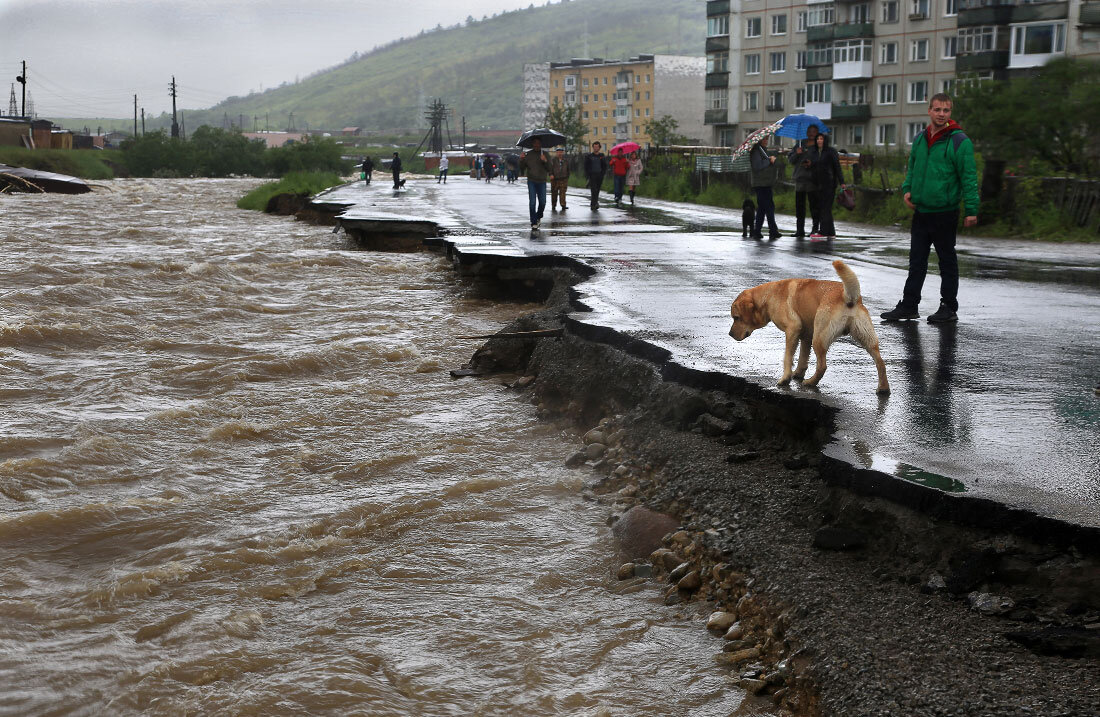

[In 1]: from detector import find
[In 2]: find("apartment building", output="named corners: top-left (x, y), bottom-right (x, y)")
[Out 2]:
top-left (705, 0), bottom-right (1100, 149)
top-left (524, 55), bottom-right (707, 147)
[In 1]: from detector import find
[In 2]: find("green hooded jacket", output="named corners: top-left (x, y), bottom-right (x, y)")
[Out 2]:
top-left (901, 123), bottom-right (980, 216)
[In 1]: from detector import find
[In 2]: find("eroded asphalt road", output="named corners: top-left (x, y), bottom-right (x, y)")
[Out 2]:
top-left (320, 175), bottom-right (1100, 529)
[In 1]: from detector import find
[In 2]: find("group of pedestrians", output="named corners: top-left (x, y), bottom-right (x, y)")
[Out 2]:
top-left (749, 127), bottom-right (846, 241)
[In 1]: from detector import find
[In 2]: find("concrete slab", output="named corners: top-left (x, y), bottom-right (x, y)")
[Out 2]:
top-left (322, 177), bottom-right (1100, 530)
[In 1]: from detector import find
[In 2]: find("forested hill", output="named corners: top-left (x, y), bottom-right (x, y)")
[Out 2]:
top-left (169, 0), bottom-right (704, 133)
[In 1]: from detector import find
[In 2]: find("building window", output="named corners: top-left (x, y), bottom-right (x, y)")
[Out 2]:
top-left (636, 74), bottom-right (641, 82)
top-left (807, 4), bottom-right (835, 26)
top-left (849, 84), bottom-right (867, 104)
top-left (583, 111), bottom-right (589, 118)
top-left (849, 125), bottom-right (865, 145)
top-left (959, 26), bottom-right (996, 54)
top-left (745, 54), bottom-right (761, 74)
top-left (645, 108), bottom-right (650, 116)
top-left (554, 79), bottom-right (559, 88)
top-left (945, 0), bottom-right (958, 16)
top-left (907, 122), bottom-right (927, 143)
top-left (603, 93), bottom-right (608, 101)
top-left (943, 36), bottom-right (957, 59)
top-left (835, 39), bottom-right (872, 63)
top-left (878, 82), bottom-right (897, 105)
top-left (882, 0), bottom-right (899, 23)
top-left (635, 91), bottom-right (641, 100)
top-left (635, 125), bottom-right (640, 133)
top-left (746, 17), bottom-right (762, 38)
top-left (770, 52), bottom-right (787, 73)
top-left (707, 51), bottom-right (730, 73)
top-left (706, 87), bottom-right (729, 110)
top-left (877, 123), bottom-right (897, 145)
top-left (744, 91), bottom-right (760, 111)
top-left (635, 109), bottom-right (641, 117)
top-left (646, 74), bottom-right (651, 82)
top-left (603, 110), bottom-right (608, 118)
top-left (583, 78), bottom-right (589, 87)
top-left (850, 3), bottom-right (871, 24)
top-left (808, 43), bottom-right (834, 66)
top-left (566, 76), bottom-right (575, 87)
top-left (565, 92), bottom-right (576, 104)
top-left (1011, 22), bottom-right (1066, 61)
top-left (797, 11), bottom-right (808, 32)
top-left (645, 91), bottom-right (650, 100)
top-left (707, 15), bottom-right (730, 37)
top-left (908, 80), bottom-right (929, 103)
top-left (795, 50), bottom-right (808, 71)
top-left (879, 41), bottom-right (898, 64)
top-left (794, 88), bottom-right (807, 109)
top-left (767, 90), bottom-right (785, 111)
top-left (910, 38), bottom-right (929, 62)
top-left (910, 0), bottom-right (929, 19)
top-left (942, 78), bottom-right (956, 94)
top-left (772, 14), bottom-right (787, 35)
top-left (807, 81), bottom-right (831, 103)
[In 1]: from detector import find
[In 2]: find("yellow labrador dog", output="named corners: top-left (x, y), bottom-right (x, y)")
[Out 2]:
top-left (728, 260), bottom-right (889, 393)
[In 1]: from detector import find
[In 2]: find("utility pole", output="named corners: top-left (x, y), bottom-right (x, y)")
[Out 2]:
top-left (239, 113), bottom-right (244, 130)
top-left (462, 116), bottom-right (466, 150)
top-left (288, 112), bottom-right (295, 131)
top-left (141, 108), bottom-right (145, 135)
top-left (133, 94), bottom-right (138, 138)
top-left (169, 76), bottom-right (179, 138)
top-left (16, 60), bottom-right (26, 118)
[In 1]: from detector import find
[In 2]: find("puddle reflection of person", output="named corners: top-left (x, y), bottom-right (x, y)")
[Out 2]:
top-left (895, 322), bottom-right (969, 444)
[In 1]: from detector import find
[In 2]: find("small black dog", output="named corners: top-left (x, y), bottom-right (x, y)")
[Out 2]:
top-left (741, 198), bottom-right (756, 238)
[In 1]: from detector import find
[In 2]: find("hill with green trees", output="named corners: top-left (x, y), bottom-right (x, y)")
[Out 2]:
top-left (115, 0), bottom-right (704, 134)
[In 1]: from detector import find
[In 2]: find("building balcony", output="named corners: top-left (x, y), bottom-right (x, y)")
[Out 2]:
top-left (616, 80), bottom-right (632, 90)
top-left (616, 98), bottom-right (632, 107)
top-left (705, 72), bottom-right (730, 89)
top-left (807, 24), bottom-right (835, 42)
top-left (833, 59), bottom-right (873, 79)
top-left (1081, 1), bottom-right (1100, 25)
top-left (707, 0), bottom-right (731, 15)
top-left (806, 65), bottom-right (834, 81)
top-left (956, 6), bottom-right (1013, 26)
top-left (956, 50), bottom-right (1010, 71)
top-left (705, 108), bottom-right (729, 125)
top-left (706, 36), bottom-right (731, 52)
top-left (805, 101), bottom-right (832, 120)
top-left (834, 21), bottom-right (875, 39)
top-left (831, 102), bottom-right (871, 121)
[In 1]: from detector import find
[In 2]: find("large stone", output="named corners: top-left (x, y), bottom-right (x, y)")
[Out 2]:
top-left (724, 621), bottom-right (745, 641)
top-left (677, 570), bottom-right (702, 591)
top-left (616, 563), bottom-right (636, 580)
top-left (707, 611), bottom-right (738, 632)
top-left (612, 506), bottom-right (680, 559)
top-left (564, 450), bottom-right (587, 468)
top-left (968, 591), bottom-right (1015, 616)
top-left (585, 443), bottom-right (607, 460)
top-left (583, 428), bottom-right (606, 445)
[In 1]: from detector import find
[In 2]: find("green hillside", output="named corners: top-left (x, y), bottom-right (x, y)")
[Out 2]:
top-left (137, 0), bottom-right (704, 133)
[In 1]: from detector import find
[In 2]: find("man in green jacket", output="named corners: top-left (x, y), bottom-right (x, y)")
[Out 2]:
top-left (882, 94), bottom-right (979, 323)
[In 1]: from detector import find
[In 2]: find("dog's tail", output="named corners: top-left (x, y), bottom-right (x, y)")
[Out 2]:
top-left (832, 260), bottom-right (860, 308)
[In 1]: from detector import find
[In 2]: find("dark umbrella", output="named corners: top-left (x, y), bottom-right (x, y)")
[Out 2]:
top-left (516, 127), bottom-right (566, 149)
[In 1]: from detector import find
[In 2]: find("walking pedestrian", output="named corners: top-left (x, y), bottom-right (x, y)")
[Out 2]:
top-left (625, 151), bottom-right (643, 206)
top-left (391, 152), bottom-right (404, 190)
top-left (749, 136), bottom-right (781, 239)
top-left (520, 138), bottom-right (552, 230)
top-left (507, 154), bottom-right (520, 183)
top-left (473, 155), bottom-right (482, 180)
top-left (549, 147), bottom-right (570, 211)
top-left (609, 151), bottom-right (631, 207)
top-left (583, 141), bottom-right (608, 211)
top-left (808, 132), bottom-right (845, 241)
top-left (361, 156), bottom-right (374, 185)
top-left (437, 154), bottom-right (449, 184)
top-left (881, 93), bottom-right (979, 324)
top-left (787, 126), bottom-right (819, 238)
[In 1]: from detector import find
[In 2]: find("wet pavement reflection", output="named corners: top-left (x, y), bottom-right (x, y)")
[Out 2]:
top-left (326, 178), bottom-right (1100, 528)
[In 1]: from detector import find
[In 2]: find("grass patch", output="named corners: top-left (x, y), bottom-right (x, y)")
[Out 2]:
top-left (0, 147), bottom-right (119, 180)
top-left (236, 171), bottom-right (344, 211)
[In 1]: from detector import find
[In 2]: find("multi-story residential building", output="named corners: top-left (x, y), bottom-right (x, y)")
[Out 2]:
top-left (705, 0), bottom-right (1100, 149)
top-left (524, 55), bottom-right (707, 147)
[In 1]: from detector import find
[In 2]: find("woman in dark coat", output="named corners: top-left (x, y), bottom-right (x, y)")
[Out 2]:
top-left (808, 132), bottom-right (845, 240)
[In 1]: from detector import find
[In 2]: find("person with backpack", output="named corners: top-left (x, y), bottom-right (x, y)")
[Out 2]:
top-left (391, 152), bottom-right (404, 189)
top-left (361, 156), bottom-right (374, 184)
top-left (583, 141), bottom-right (608, 211)
top-left (881, 93), bottom-right (979, 324)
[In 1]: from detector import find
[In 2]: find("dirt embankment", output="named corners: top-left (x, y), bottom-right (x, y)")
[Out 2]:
top-left (455, 256), bottom-right (1100, 717)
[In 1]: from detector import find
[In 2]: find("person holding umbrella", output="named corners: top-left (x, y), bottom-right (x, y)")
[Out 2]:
top-left (749, 136), bottom-right (782, 240)
top-left (520, 138), bottom-right (552, 230)
top-left (625, 151), bottom-right (643, 206)
top-left (584, 141), bottom-right (608, 210)
top-left (609, 150), bottom-right (631, 207)
top-left (787, 124), bottom-right (820, 238)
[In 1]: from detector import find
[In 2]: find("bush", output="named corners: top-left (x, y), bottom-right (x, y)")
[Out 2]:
top-left (0, 147), bottom-right (117, 180)
top-left (236, 171), bottom-right (344, 211)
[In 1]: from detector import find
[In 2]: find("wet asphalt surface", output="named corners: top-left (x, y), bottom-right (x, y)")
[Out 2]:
top-left (323, 175), bottom-right (1100, 528)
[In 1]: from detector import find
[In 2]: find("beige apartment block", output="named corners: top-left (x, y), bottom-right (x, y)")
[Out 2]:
top-left (706, 0), bottom-right (1098, 151)
top-left (525, 55), bottom-right (706, 147)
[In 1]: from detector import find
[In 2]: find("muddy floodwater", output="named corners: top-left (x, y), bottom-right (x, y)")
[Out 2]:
top-left (0, 179), bottom-right (748, 716)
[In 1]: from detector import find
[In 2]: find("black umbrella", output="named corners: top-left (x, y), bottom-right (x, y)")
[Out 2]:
top-left (516, 127), bottom-right (566, 149)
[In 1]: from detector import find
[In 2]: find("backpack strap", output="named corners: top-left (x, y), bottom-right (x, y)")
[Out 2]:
top-left (950, 131), bottom-right (968, 151)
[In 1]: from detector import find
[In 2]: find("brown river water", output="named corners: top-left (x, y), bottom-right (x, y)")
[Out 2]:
top-left (0, 179), bottom-right (744, 716)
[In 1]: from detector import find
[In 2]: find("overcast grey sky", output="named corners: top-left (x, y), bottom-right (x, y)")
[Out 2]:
top-left (0, 0), bottom-right (548, 118)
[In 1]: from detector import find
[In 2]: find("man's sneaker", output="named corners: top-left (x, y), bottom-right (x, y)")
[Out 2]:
top-left (769, 232), bottom-right (783, 240)
top-left (881, 304), bottom-right (920, 321)
top-left (927, 303), bottom-right (958, 323)
top-left (532, 221), bottom-right (540, 230)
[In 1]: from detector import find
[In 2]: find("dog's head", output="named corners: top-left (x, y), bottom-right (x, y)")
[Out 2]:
top-left (742, 199), bottom-right (756, 212)
top-left (729, 290), bottom-right (764, 341)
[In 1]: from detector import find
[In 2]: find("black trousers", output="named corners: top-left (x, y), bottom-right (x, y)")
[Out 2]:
top-left (902, 210), bottom-right (960, 311)
top-left (794, 189), bottom-right (818, 234)
top-left (392, 170), bottom-right (401, 188)
top-left (814, 185), bottom-right (837, 236)
top-left (588, 174), bottom-right (604, 207)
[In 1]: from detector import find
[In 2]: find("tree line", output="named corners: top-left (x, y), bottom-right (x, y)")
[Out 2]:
top-left (120, 127), bottom-right (351, 178)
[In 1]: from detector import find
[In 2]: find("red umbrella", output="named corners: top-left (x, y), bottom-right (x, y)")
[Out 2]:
top-left (610, 141), bottom-right (641, 155)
